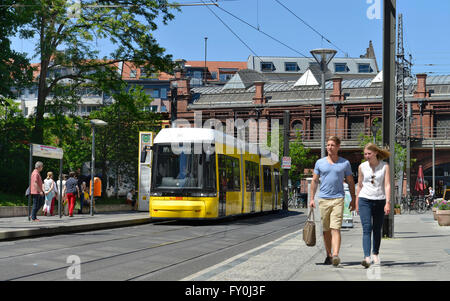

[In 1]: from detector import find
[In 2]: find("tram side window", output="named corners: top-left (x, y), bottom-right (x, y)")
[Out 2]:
top-left (245, 161), bottom-right (260, 192)
top-left (232, 157), bottom-right (241, 190)
top-left (263, 166), bottom-right (272, 192)
top-left (218, 155), bottom-right (241, 191)
top-left (204, 153), bottom-right (216, 192)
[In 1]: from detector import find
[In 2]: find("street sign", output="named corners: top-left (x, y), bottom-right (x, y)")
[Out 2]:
top-left (32, 144), bottom-right (64, 159)
top-left (282, 156), bottom-right (291, 169)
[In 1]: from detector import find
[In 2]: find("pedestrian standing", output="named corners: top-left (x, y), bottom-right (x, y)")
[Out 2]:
top-left (126, 189), bottom-right (136, 210)
top-left (57, 174), bottom-right (68, 215)
top-left (30, 161), bottom-right (45, 221)
top-left (50, 174), bottom-right (58, 216)
top-left (309, 136), bottom-right (356, 267)
top-left (356, 143), bottom-right (391, 268)
top-left (65, 172), bottom-right (80, 217)
top-left (78, 181), bottom-right (87, 214)
top-left (43, 172), bottom-right (55, 216)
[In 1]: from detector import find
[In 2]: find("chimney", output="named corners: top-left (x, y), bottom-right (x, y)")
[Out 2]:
top-left (414, 73), bottom-right (428, 98)
top-left (253, 81), bottom-right (267, 105)
top-left (330, 77), bottom-right (345, 101)
top-left (173, 59), bottom-right (190, 114)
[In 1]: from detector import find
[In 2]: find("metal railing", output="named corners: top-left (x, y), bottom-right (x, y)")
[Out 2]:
top-left (290, 128), bottom-right (371, 141)
top-left (409, 126), bottom-right (450, 140)
top-left (290, 126), bottom-right (450, 141)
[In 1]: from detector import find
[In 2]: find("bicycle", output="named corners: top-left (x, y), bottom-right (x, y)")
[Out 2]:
top-left (414, 196), bottom-right (427, 214)
top-left (401, 195), bottom-right (411, 214)
top-left (288, 190), bottom-right (305, 209)
top-left (288, 196), bottom-right (298, 208)
top-left (401, 195), bottom-right (427, 214)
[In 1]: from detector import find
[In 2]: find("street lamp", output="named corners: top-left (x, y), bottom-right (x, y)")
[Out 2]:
top-left (90, 119), bottom-right (108, 216)
top-left (310, 48), bottom-right (337, 158)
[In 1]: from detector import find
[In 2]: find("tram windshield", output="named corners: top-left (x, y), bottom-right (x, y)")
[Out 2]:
top-left (151, 144), bottom-right (216, 195)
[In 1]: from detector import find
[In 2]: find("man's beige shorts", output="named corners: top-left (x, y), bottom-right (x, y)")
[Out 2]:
top-left (318, 198), bottom-right (345, 231)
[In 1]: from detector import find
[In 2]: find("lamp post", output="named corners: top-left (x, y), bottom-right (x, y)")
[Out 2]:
top-left (310, 48), bottom-right (337, 158)
top-left (90, 119), bottom-right (108, 216)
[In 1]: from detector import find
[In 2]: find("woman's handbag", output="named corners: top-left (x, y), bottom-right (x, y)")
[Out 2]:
top-left (303, 208), bottom-right (316, 247)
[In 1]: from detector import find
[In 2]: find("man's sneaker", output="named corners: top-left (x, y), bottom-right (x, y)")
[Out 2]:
top-left (332, 256), bottom-right (340, 267)
top-left (324, 256), bottom-right (332, 265)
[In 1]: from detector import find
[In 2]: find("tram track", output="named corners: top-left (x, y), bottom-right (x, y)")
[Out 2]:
top-left (126, 214), bottom-right (307, 281)
top-left (3, 211), bottom-right (306, 281)
top-left (0, 219), bottom-right (187, 261)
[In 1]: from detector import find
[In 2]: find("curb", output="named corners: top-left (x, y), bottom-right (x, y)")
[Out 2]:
top-left (0, 204), bottom-right (134, 218)
top-left (0, 216), bottom-right (152, 241)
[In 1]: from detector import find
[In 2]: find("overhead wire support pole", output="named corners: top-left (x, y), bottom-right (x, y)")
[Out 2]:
top-left (382, 0), bottom-right (396, 238)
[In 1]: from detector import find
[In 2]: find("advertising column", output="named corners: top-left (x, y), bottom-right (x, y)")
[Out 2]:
top-left (138, 132), bottom-right (154, 212)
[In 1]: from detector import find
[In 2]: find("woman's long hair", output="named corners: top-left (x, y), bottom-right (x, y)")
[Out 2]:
top-left (364, 143), bottom-right (390, 161)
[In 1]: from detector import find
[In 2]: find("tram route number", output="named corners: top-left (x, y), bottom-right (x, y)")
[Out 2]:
top-left (185, 285), bottom-right (266, 298)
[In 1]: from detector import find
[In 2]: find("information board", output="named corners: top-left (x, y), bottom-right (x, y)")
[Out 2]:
top-left (138, 132), bottom-right (154, 212)
top-left (32, 144), bottom-right (63, 159)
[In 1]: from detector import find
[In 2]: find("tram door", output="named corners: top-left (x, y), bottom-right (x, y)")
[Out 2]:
top-left (218, 158), bottom-right (227, 217)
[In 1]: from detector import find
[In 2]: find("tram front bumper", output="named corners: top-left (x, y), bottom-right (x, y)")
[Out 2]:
top-left (150, 199), bottom-right (208, 219)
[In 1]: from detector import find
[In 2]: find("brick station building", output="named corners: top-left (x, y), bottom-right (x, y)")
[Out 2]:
top-left (169, 64), bottom-right (450, 197)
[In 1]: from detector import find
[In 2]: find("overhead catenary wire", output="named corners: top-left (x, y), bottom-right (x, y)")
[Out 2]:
top-left (273, 0), bottom-right (349, 57)
top-left (214, 4), bottom-right (312, 59)
top-left (200, 0), bottom-right (298, 85)
top-left (199, 0), bottom-right (356, 110)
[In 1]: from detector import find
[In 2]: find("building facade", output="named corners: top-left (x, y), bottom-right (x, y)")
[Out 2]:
top-left (170, 64), bottom-right (450, 198)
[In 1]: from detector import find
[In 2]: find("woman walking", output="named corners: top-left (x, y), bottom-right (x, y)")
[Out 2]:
top-left (43, 172), bottom-right (55, 216)
top-left (65, 172), bottom-right (80, 217)
top-left (356, 143), bottom-right (391, 268)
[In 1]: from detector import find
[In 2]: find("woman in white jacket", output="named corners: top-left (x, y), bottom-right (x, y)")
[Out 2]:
top-left (43, 172), bottom-right (55, 216)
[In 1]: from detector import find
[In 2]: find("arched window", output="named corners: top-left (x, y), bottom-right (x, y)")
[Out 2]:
top-left (292, 120), bottom-right (304, 137)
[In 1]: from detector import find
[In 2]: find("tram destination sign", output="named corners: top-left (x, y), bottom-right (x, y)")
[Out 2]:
top-left (32, 144), bottom-right (64, 159)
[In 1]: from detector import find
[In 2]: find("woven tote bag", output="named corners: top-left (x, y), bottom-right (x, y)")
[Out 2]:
top-left (303, 208), bottom-right (316, 247)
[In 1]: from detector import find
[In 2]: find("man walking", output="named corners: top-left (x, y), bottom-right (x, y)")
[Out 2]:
top-left (309, 136), bottom-right (356, 267)
top-left (30, 161), bottom-right (45, 221)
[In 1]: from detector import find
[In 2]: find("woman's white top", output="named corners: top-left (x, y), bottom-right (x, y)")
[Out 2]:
top-left (44, 178), bottom-right (54, 193)
top-left (359, 161), bottom-right (387, 200)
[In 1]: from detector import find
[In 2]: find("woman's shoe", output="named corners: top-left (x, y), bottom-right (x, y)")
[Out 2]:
top-left (361, 259), bottom-right (371, 269)
top-left (372, 255), bottom-right (380, 265)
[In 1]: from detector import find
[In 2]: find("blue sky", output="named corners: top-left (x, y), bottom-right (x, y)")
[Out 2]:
top-left (11, 0), bottom-right (450, 75)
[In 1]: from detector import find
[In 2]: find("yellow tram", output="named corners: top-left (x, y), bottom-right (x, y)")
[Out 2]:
top-left (149, 128), bottom-right (282, 219)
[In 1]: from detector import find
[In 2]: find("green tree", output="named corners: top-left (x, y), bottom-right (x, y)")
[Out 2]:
top-left (288, 131), bottom-right (317, 186)
top-left (90, 83), bottom-right (163, 196)
top-left (0, 98), bottom-right (32, 193)
top-left (0, 1), bottom-right (34, 102)
top-left (358, 119), bottom-right (413, 180)
top-left (16, 0), bottom-right (177, 144)
top-left (266, 128), bottom-right (317, 187)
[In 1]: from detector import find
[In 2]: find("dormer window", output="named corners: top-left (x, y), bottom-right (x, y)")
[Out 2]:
top-left (358, 63), bottom-right (373, 73)
top-left (285, 62), bottom-right (299, 72)
top-left (334, 63), bottom-right (349, 73)
top-left (261, 62), bottom-right (275, 72)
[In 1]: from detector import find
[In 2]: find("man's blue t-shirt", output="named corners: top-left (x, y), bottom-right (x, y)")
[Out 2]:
top-left (314, 157), bottom-right (353, 199)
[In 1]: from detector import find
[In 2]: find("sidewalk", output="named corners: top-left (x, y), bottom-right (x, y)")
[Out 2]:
top-left (0, 211), bottom-right (152, 241)
top-left (183, 209), bottom-right (450, 281)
